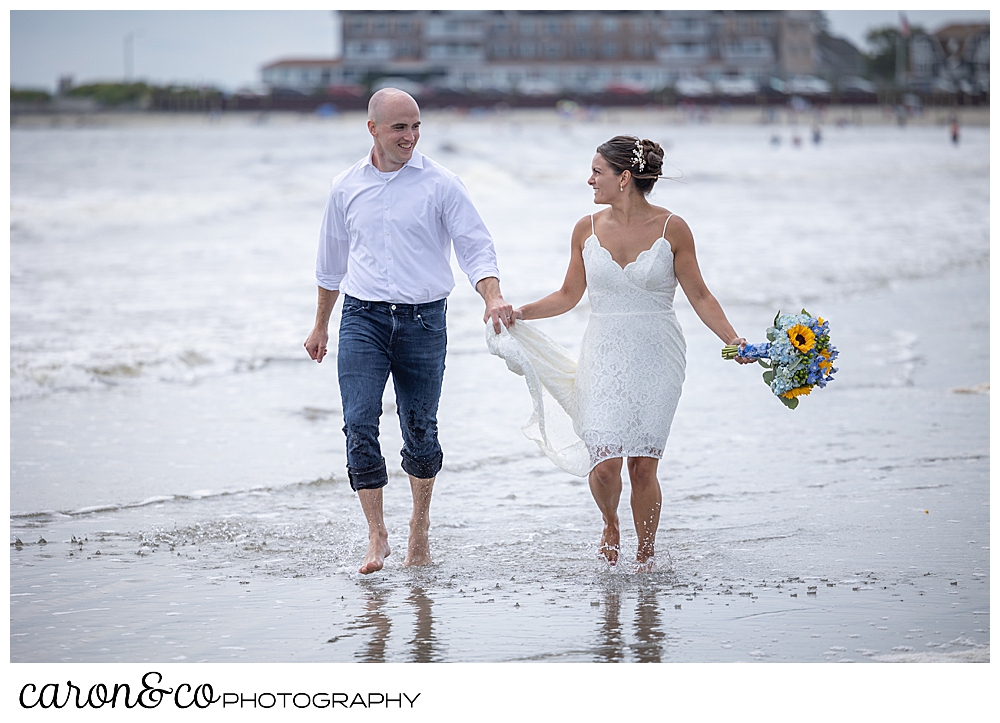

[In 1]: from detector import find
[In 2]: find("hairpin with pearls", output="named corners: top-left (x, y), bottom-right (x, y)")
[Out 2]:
top-left (632, 140), bottom-right (646, 173)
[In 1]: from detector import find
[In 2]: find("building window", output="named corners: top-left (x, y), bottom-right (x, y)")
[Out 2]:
top-left (348, 20), bottom-right (365, 34)
top-left (519, 19), bottom-right (536, 35)
top-left (493, 43), bottom-right (511, 58)
top-left (573, 42), bottom-right (594, 58)
top-left (602, 18), bottom-right (619, 33)
top-left (601, 41), bottom-right (620, 58)
top-left (397, 19), bottom-right (412, 33)
top-left (575, 17), bottom-right (591, 34)
top-left (631, 40), bottom-right (647, 57)
top-left (519, 42), bottom-right (536, 58)
top-left (544, 20), bottom-right (560, 36)
top-left (544, 42), bottom-right (561, 59)
top-left (494, 20), bottom-right (510, 35)
top-left (373, 20), bottom-right (388, 35)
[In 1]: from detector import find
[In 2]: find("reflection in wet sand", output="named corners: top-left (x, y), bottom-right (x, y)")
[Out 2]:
top-left (407, 586), bottom-right (440, 663)
top-left (355, 592), bottom-right (392, 663)
top-left (596, 587), bottom-right (624, 662)
top-left (594, 584), bottom-right (667, 662)
top-left (632, 587), bottom-right (665, 663)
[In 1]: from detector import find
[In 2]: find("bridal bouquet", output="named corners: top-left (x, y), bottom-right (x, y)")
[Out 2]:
top-left (722, 310), bottom-right (838, 409)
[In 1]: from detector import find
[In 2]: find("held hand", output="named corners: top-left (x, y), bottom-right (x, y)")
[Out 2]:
top-left (483, 295), bottom-right (515, 334)
top-left (729, 337), bottom-right (756, 365)
top-left (304, 328), bottom-right (329, 363)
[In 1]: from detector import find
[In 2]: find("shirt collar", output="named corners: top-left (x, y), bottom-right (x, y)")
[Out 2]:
top-left (365, 148), bottom-right (425, 172)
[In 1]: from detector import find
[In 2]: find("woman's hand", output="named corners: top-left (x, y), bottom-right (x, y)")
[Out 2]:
top-left (729, 337), bottom-right (755, 365)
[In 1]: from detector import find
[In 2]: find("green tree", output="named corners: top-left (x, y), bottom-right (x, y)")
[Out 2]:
top-left (67, 82), bottom-right (152, 107)
top-left (864, 24), bottom-right (925, 80)
top-left (11, 88), bottom-right (51, 103)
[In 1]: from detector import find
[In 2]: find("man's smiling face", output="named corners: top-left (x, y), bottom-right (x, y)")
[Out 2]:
top-left (368, 92), bottom-right (421, 172)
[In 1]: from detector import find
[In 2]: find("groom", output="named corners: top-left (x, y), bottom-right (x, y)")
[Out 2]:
top-left (304, 88), bottom-right (513, 574)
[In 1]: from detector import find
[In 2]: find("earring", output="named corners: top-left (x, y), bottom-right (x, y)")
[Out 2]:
top-left (619, 184), bottom-right (625, 192)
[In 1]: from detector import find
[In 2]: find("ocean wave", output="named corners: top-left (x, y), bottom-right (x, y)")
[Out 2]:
top-left (9, 349), bottom-right (302, 401)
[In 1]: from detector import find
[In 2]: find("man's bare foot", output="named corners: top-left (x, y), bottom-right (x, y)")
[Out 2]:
top-left (359, 537), bottom-right (391, 575)
top-left (404, 520), bottom-right (432, 566)
top-left (598, 522), bottom-right (620, 566)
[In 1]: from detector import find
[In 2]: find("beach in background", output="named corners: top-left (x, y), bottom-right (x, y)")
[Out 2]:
top-left (10, 108), bottom-right (989, 666)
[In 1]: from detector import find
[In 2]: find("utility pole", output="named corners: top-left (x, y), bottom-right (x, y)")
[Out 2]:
top-left (895, 13), bottom-right (910, 88)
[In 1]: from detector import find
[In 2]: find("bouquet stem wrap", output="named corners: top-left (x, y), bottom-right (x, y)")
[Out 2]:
top-left (722, 342), bottom-right (770, 362)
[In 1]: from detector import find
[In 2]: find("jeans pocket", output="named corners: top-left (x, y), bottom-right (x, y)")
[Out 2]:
top-left (416, 311), bottom-right (447, 333)
top-left (342, 298), bottom-right (365, 317)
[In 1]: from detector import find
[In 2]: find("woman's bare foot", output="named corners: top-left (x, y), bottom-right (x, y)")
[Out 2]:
top-left (359, 536), bottom-right (391, 575)
top-left (634, 555), bottom-right (656, 574)
top-left (598, 522), bottom-right (620, 566)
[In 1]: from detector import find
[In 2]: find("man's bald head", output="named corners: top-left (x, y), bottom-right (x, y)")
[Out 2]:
top-left (366, 88), bottom-right (421, 172)
top-left (368, 88), bottom-right (419, 125)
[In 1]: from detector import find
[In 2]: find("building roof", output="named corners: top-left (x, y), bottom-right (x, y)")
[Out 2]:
top-left (262, 58), bottom-right (342, 70)
top-left (934, 23), bottom-right (989, 41)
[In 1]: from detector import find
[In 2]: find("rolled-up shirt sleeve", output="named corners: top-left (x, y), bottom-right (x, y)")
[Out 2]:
top-left (316, 185), bottom-right (349, 291)
top-left (443, 177), bottom-right (500, 289)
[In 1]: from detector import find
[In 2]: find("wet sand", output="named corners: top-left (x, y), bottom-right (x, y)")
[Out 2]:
top-left (11, 268), bottom-right (989, 666)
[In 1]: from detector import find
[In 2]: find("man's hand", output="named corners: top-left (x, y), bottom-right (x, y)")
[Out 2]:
top-left (305, 287), bottom-right (339, 363)
top-left (304, 327), bottom-right (329, 363)
top-left (476, 276), bottom-right (513, 334)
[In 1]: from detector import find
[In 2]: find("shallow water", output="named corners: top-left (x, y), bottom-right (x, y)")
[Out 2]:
top-left (9, 110), bottom-right (990, 663)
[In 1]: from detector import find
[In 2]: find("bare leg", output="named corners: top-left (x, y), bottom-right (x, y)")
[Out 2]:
top-left (404, 475), bottom-right (435, 566)
top-left (589, 458), bottom-right (623, 565)
top-left (358, 488), bottom-right (391, 574)
top-left (627, 457), bottom-right (662, 571)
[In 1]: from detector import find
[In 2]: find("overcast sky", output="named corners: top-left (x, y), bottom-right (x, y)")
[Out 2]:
top-left (10, 9), bottom-right (991, 93)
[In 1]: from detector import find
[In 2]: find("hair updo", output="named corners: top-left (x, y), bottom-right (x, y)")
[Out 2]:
top-left (596, 135), bottom-right (665, 195)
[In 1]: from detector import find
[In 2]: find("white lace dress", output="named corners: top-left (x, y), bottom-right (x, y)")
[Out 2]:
top-left (487, 215), bottom-right (686, 476)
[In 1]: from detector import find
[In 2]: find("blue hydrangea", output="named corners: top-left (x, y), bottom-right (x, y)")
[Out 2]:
top-left (746, 309), bottom-right (838, 404)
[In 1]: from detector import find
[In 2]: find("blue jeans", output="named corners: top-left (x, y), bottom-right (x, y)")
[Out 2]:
top-left (337, 295), bottom-right (447, 491)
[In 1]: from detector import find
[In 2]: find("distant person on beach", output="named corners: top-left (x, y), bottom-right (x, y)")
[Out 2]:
top-left (950, 116), bottom-right (960, 145)
top-left (304, 88), bottom-right (513, 574)
top-left (487, 136), bottom-right (752, 571)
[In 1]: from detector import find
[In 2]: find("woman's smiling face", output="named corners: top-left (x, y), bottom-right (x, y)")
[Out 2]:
top-left (588, 153), bottom-right (621, 204)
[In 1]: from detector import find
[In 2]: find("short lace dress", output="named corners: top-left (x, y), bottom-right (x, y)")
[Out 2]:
top-left (487, 214), bottom-right (686, 476)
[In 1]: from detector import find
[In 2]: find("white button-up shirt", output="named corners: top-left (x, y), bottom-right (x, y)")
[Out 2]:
top-left (316, 149), bottom-right (499, 304)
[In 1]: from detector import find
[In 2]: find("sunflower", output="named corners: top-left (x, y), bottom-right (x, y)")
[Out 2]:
top-left (818, 349), bottom-right (833, 374)
top-left (787, 324), bottom-right (816, 353)
top-left (781, 386), bottom-right (812, 399)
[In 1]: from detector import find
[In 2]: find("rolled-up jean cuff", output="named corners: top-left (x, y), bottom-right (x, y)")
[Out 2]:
top-left (348, 461), bottom-right (388, 492)
top-left (401, 451), bottom-right (443, 480)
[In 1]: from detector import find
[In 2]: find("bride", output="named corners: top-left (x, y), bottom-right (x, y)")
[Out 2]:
top-left (489, 135), bottom-right (751, 571)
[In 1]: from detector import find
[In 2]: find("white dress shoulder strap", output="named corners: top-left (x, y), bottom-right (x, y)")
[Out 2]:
top-left (662, 213), bottom-right (675, 238)
top-left (590, 214), bottom-right (596, 236)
